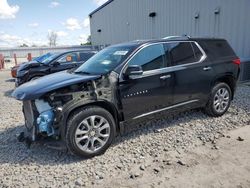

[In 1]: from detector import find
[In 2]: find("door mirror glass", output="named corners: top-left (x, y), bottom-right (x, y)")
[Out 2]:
top-left (124, 65), bottom-right (143, 78)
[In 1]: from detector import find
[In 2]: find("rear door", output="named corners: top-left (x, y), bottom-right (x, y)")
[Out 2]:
top-left (119, 43), bottom-right (175, 120)
top-left (167, 41), bottom-right (215, 105)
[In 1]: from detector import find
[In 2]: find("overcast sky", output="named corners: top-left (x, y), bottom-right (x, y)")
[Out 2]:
top-left (0, 0), bottom-right (109, 47)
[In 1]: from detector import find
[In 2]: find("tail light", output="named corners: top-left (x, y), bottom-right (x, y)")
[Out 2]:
top-left (233, 58), bottom-right (241, 65)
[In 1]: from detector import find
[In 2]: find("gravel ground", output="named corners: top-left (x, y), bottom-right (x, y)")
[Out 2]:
top-left (0, 70), bottom-right (249, 187)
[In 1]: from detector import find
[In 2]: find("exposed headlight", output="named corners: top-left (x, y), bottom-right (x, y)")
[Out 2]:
top-left (37, 110), bottom-right (54, 136)
top-left (35, 99), bottom-right (55, 136)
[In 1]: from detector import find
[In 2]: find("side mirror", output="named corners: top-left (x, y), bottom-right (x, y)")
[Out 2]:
top-left (124, 65), bottom-right (143, 79)
top-left (52, 61), bottom-right (60, 66)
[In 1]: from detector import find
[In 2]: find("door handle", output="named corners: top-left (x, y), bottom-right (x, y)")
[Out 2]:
top-left (160, 75), bottom-right (171, 80)
top-left (203, 66), bottom-right (212, 71)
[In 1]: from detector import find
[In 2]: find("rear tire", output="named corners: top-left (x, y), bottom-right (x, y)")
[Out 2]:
top-left (204, 82), bottom-right (232, 117)
top-left (66, 106), bottom-right (116, 158)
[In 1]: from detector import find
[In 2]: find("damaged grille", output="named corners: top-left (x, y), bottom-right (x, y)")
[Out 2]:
top-left (23, 101), bottom-right (35, 131)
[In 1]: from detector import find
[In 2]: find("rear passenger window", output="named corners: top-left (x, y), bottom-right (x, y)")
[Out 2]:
top-left (129, 44), bottom-right (165, 71)
top-left (169, 42), bottom-right (196, 66)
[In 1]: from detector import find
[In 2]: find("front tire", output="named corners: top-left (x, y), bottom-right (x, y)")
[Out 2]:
top-left (66, 106), bottom-right (116, 158)
top-left (204, 82), bottom-right (232, 117)
top-left (30, 76), bottom-right (41, 81)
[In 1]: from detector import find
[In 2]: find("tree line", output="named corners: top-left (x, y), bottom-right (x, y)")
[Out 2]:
top-left (19, 32), bottom-right (91, 47)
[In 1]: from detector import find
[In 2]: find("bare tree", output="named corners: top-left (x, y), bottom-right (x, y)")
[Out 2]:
top-left (19, 43), bottom-right (29, 47)
top-left (87, 35), bottom-right (91, 45)
top-left (47, 31), bottom-right (58, 46)
top-left (81, 35), bottom-right (92, 45)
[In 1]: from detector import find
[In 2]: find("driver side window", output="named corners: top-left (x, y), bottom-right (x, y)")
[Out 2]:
top-left (128, 44), bottom-right (165, 71)
top-left (57, 53), bottom-right (78, 64)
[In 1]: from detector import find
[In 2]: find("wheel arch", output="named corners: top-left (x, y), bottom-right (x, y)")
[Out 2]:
top-left (211, 74), bottom-right (237, 100)
top-left (62, 100), bottom-right (121, 139)
top-left (28, 73), bottom-right (45, 81)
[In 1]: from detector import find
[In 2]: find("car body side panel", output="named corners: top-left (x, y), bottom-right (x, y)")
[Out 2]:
top-left (118, 71), bottom-right (175, 120)
top-left (172, 59), bottom-right (216, 105)
top-left (210, 58), bottom-right (238, 79)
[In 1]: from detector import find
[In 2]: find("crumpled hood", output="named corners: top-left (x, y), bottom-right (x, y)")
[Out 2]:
top-left (18, 60), bottom-right (40, 71)
top-left (12, 71), bottom-right (101, 100)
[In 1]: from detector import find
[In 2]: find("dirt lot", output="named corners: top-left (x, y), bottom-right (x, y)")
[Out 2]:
top-left (0, 70), bottom-right (249, 188)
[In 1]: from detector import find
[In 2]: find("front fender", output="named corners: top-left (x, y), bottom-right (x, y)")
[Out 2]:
top-left (62, 98), bottom-right (96, 123)
top-left (60, 98), bottom-right (119, 140)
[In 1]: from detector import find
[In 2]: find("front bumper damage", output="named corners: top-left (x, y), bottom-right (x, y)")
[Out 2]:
top-left (19, 99), bottom-right (63, 149)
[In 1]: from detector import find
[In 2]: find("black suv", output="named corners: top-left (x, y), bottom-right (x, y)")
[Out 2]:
top-left (16, 50), bottom-right (97, 86)
top-left (12, 37), bottom-right (240, 158)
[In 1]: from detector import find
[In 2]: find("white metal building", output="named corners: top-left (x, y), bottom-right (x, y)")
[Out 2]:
top-left (0, 45), bottom-right (95, 58)
top-left (89, 0), bottom-right (250, 59)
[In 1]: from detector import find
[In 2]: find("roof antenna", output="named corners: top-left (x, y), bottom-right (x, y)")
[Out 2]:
top-left (182, 34), bottom-right (191, 39)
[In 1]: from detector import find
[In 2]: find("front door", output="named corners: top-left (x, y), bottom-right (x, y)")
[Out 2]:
top-left (119, 43), bottom-right (174, 120)
top-left (50, 52), bottom-right (80, 73)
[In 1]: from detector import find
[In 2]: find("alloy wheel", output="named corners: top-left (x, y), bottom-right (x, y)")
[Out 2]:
top-left (74, 115), bottom-right (110, 153)
top-left (213, 88), bottom-right (230, 113)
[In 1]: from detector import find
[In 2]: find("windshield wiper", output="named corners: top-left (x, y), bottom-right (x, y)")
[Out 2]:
top-left (36, 59), bottom-right (48, 65)
top-left (74, 71), bottom-right (91, 75)
top-left (36, 59), bottom-right (42, 64)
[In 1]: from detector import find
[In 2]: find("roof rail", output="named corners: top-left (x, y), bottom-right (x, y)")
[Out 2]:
top-left (162, 35), bottom-right (191, 40)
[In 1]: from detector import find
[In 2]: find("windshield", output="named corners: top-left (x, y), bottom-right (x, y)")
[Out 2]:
top-left (35, 53), bottom-right (53, 63)
top-left (41, 53), bottom-right (60, 64)
top-left (75, 46), bottom-right (135, 75)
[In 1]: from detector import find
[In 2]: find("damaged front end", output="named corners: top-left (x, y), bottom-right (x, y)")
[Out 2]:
top-left (13, 70), bottom-right (119, 149)
top-left (20, 99), bottom-right (61, 147)
top-left (19, 87), bottom-right (82, 147)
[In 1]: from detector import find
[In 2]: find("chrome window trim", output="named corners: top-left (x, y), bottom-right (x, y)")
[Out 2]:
top-left (133, 99), bottom-right (199, 120)
top-left (119, 41), bottom-right (207, 79)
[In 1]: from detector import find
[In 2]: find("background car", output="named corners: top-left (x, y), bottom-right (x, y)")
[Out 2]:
top-left (11, 53), bottom-right (53, 78)
top-left (15, 50), bottom-right (97, 86)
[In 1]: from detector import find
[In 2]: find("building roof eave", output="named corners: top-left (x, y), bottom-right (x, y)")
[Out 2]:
top-left (89, 0), bottom-right (114, 17)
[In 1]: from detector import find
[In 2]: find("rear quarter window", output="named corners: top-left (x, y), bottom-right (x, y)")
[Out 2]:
top-left (203, 40), bottom-right (236, 60)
